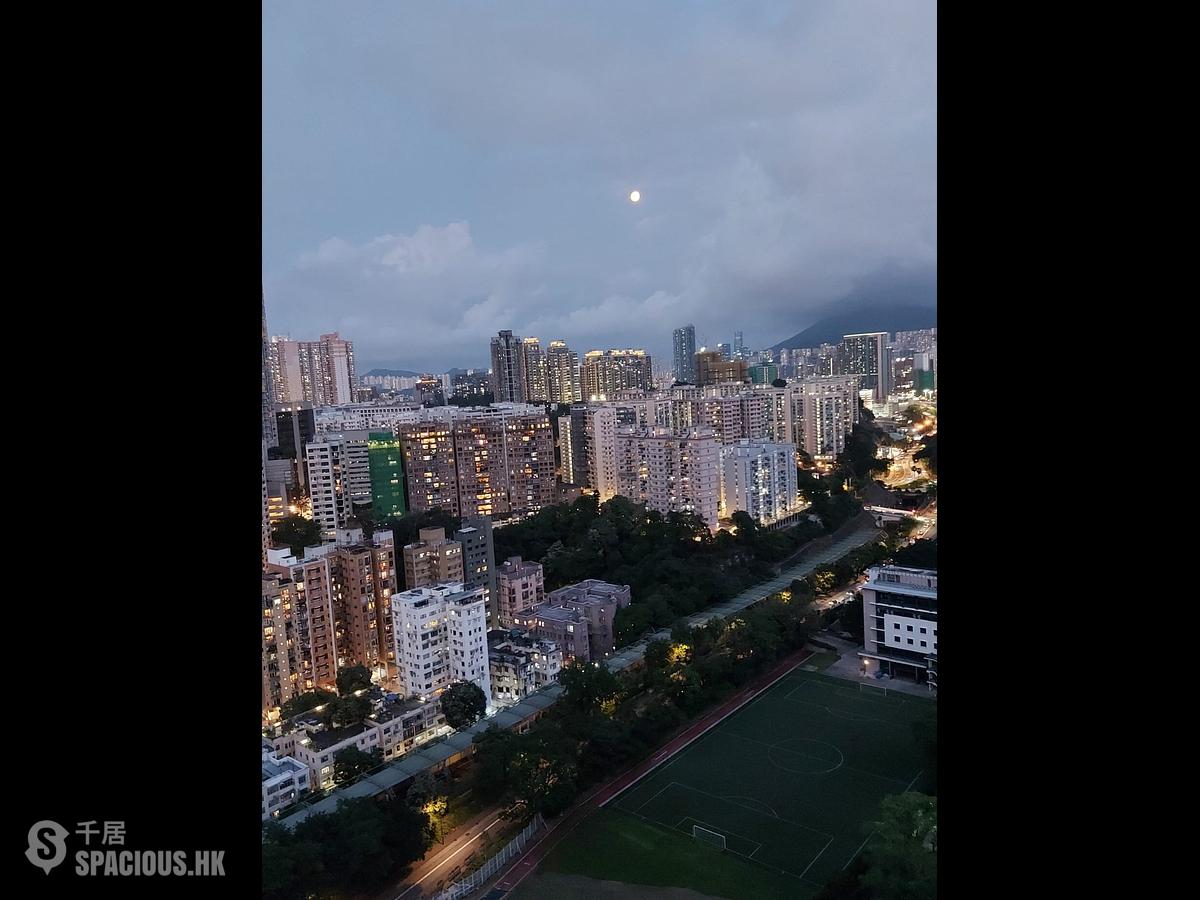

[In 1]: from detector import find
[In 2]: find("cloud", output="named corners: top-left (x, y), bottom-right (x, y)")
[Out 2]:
top-left (263, 1), bottom-right (936, 370)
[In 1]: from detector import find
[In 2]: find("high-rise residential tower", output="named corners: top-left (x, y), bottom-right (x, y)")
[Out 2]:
top-left (841, 332), bottom-right (890, 401)
top-left (672, 324), bottom-right (697, 384)
top-left (580, 349), bottom-right (653, 401)
top-left (546, 340), bottom-right (581, 403)
top-left (490, 330), bottom-right (527, 403)
top-left (521, 337), bottom-right (549, 404)
top-left (270, 333), bottom-right (358, 406)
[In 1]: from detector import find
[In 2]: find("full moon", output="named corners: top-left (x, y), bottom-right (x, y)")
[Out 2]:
top-left (629, 190), bottom-right (641, 203)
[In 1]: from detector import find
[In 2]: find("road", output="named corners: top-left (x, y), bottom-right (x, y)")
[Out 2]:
top-left (485, 646), bottom-right (816, 898)
top-left (383, 807), bottom-right (506, 900)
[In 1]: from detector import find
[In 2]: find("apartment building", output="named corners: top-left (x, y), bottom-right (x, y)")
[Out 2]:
top-left (488, 630), bottom-right (563, 704)
top-left (542, 580), bottom-right (631, 659)
top-left (496, 556), bottom-right (546, 627)
top-left (262, 744), bottom-right (309, 821)
top-left (614, 427), bottom-right (720, 531)
top-left (269, 694), bottom-right (446, 792)
top-left (402, 527), bottom-right (464, 589)
top-left (391, 583), bottom-right (491, 700)
top-left (581, 349), bottom-right (653, 400)
top-left (798, 375), bottom-right (861, 460)
top-left (455, 517), bottom-right (497, 625)
top-left (858, 566), bottom-right (938, 691)
top-left (490, 331), bottom-right (527, 403)
top-left (269, 332), bottom-right (358, 406)
top-left (720, 439), bottom-right (799, 525)
top-left (397, 422), bottom-right (460, 516)
top-left (513, 605), bottom-right (592, 664)
top-left (546, 340), bottom-right (581, 403)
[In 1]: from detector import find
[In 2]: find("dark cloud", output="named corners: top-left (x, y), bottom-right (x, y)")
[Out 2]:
top-left (263, 1), bottom-right (936, 371)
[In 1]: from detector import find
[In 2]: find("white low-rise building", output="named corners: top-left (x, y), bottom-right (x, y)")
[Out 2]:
top-left (262, 743), bottom-right (310, 821)
top-left (858, 566), bottom-right (938, 691)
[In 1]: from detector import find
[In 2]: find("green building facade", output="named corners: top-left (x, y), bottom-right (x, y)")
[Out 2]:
top-left (367, 431), bottom-right (406, 520)
top-left (749, 363), bottom-right (779, 385)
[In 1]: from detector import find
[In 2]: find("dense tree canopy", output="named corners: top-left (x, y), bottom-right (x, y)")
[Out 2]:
top-left (441, 680), bottom-right (488, 729)
top-left (272, 516), bottom-right (323, 556)
top-left (262, 796), bottom-right (433, 900)
top-left (333, 746), bottom-right (383, 785)
top-left (893, 538), bottom-right (937, 570)
top-left (279, 689), bottom-right (336, 721)
top-left (336, 665), bottom-right (373, 696)
top-left (494, 494), bottom-right (828, 649)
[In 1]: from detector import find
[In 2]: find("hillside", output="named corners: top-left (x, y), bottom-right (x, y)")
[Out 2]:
top-left (772, 303), bottom-right (937, 350)
top-left (363, 368), bottom-right (421, 378)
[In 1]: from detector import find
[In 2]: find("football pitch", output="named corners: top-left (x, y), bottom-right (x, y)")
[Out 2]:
top-left (518, 671), bottom-right (933, 899)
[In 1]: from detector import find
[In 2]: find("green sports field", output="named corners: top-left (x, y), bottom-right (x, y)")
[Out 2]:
top-left (515, 671), bottom-right (933, 900)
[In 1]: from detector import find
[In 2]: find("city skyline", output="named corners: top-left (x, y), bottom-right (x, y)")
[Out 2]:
top-left (263, 2), bottom-right (936, 373)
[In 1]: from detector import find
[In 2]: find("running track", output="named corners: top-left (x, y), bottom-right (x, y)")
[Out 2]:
top-left (483, 645), bottom-right (815, 897)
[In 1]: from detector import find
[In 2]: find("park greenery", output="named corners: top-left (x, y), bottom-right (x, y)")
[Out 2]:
top-left (278, 689), bottom-right (336, 721)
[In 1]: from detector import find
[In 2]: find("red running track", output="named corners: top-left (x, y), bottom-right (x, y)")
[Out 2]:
top-left (489, 645), bottom-right (814, 896)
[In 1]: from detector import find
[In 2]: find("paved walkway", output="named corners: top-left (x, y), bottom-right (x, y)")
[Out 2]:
top-left (814, 632), bottom-right (935, 699)
top-left (484, 646), bottom-right (816, 897)
top-left (381, 806), bottom-right (505, 900)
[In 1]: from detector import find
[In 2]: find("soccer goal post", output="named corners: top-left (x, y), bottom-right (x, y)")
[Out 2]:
top-left (693, 825), bottom-right (727, 851)
top-left (859, 683), bottom-right (887, 697)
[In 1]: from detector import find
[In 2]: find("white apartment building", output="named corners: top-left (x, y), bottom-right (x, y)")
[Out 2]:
top-left (720, 439), bottom-right (799, 525)
top-left (488, 632), bottom-right (563, 705)
top-left (799, 375), bottom-right (861, 460)
top-left (615, 427), bottom-right (720, 531)
top-left (858, 566), bottom-right (938, 691)
top-left (391, 583), bottom-right (491, 701)
top-left (583, 406), bottom-right (619, 501)
top-left (262, 744), bottom-right (309, 821)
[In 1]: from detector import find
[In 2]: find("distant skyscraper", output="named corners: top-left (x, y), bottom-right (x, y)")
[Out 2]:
top-left (733, 331), bottom-right (745, 360)
top-left (715, 342), bottom-right (732, 361)
top-left (841, 332), bottom-right (889, 401)
top-left (490, 330), bottom-right (527, 403)
top-left (673, 325), bottom-right (697, 383)
top-left (546, 340), bottom-right (581, 403)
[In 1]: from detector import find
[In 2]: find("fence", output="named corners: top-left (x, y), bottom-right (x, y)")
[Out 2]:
top-left (428, 813), bottom-right (545, 900)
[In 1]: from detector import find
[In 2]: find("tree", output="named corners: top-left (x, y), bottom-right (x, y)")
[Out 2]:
top-left (272, 515), bottom-right (322, 556)
top-left (861, 793), bottom-right (937, 900)
top-left (771, 377), bottom-right (788, 388)
top-left (505, 732), bottom-right (579, 820)
top-left (329, 694), bottom-right (372, 728)
top-left (894, 538), bottom-right (937, 570)
top-left (913, 434), bottom-right (937, 477)
top-left (336, 664), bottom-right (373, 696)
top-left (912, 710), bottom-right (937, 794)
top-left (441, 680), bottom-right (487, 729)
top-left (558, 662), bottom-right (619, 715)
top-left (279, 689), bottom-right (336, 720)
top-left (333, 746), bottom-right (383, 785)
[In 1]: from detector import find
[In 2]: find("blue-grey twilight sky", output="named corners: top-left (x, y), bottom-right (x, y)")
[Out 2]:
top-left (263, 1), bottom-right (936, 373)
